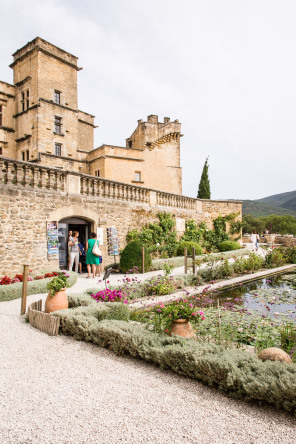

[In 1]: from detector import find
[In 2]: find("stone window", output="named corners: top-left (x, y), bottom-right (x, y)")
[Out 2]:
top-left (95, 170), bottom-right (100, 177)
top-left (128, 141), bottom-right (132, 148)
top-left (55, 143), bottom-right (62, 156)
top-left (26, 150), bottom-right (29, 161)
top-left (54, 90), bottom-right (61, 105)
top-left (21, 92), bottom-right (25, 112)
top-left (0, 147), bottom-right (2, 155)
top-left (0, 105), bottom-right (2, 126)
top-left (21, 90), bottom-right (29, 111)
top-left (134, 171), bottom-right (141, 182)
top-left (54, 116), bottom-right (62, 134)
top-left (22, 151), bottom-right (25, 161)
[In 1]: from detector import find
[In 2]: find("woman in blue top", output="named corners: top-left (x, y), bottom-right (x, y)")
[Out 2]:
top-left (86, 232), bottom-right (101, 278)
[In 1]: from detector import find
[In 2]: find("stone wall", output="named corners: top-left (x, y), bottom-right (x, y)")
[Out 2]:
top-left (0, 157), bottom-right (242, 276)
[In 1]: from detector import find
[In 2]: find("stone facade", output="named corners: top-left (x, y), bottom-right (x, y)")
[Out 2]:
top-left (0, 157), bottom-right (242, 276)
top-left (0, 37), bottom-right (182, 194)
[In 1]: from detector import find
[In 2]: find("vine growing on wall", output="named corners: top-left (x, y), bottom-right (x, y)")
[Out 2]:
top-left (126, 212), bottom-right (178, 257)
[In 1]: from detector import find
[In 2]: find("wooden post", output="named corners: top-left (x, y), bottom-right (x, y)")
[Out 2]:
top-left (21, 264), bottom-right (29, 315)
top-left (192, 247), bottom-right (196, 274)
top-left (142, 247), bottom-right (145, 273)
top-left (184, 247), bottom-right (188, 274)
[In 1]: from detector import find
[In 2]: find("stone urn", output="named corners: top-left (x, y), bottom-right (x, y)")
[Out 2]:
top-left (45, 288), bottom-right (68, 313)
top-left (170, 319), bottom-right (195, 339)
top-left (258, 347), bottom-right (292, 364)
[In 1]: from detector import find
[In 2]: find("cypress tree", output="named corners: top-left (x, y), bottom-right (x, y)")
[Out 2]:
top-left (197, 157), bottom-right (211, 199)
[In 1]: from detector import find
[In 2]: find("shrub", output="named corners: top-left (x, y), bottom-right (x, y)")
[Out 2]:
top-left (91, 288), bottom-right (128, 303)
top-left (177, 241), bottom-right (203, 256)
top-left (54, 307), bottom-right (296, 413)
top-left (146, 276), bottom-right (175, 296)
top-left (150, 249), bottom-right (250, 271)
top-left (120, 241), bottom-right (151, 273)
top-left (0, 271), bottom-right (78, 302)
top-left (218, 241), bottom-right (241, 252)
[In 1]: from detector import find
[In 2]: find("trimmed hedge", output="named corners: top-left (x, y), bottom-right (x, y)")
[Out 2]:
top-left (120, 241), bottom-right (151, 273)
top-left (150, 249), bottom-right (250, 271)
top-left (0, 271), bottom-right (78, 302)
top-left (176, 241), bottom-right (203, 256)
top-left (218, 241), bottom-right (241, 252)
top-left (54, 304), bottom-right (296, 413)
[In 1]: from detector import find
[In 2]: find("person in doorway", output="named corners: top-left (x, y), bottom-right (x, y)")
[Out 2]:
top-left (67, 230), bottom-right (72, 270)
top-left (86, 232), bottom-right (101, 278)
top-left (69, 231), bottom-right (80, 273)
top-left (78, 241), bottom-right (86, 273)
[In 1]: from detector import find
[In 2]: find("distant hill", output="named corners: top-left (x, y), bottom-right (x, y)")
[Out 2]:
top-left (242, 200), bottom-right (296, 217)
top-left (257, 190), bottom-right (296, 207)
top-left (242, 190), bottom-right (296, 217)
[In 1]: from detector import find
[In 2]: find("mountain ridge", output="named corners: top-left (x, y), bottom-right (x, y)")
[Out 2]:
top-left (242, 190), bottom-right (296, 217)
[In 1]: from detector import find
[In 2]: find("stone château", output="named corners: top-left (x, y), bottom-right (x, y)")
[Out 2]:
top-left (0, 37), bottom-right (182, 194)
top-left (0, 37), bottom-right (242, 275)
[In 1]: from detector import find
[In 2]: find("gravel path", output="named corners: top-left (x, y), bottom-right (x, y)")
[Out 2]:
top-left (1, 251), bottom-right (296, 443)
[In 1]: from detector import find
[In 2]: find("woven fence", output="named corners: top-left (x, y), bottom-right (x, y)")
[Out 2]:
top-left (28, 300), bottom-right (60, 336)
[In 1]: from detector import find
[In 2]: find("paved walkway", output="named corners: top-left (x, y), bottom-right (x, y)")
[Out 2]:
top-left (1, 248), bottom-right (296, 443)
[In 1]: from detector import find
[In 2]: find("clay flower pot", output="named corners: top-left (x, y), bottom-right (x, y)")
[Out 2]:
top-left (45, 288), bottom-right (68, 313)
top-left (170, 319), bottom-right (195, 338)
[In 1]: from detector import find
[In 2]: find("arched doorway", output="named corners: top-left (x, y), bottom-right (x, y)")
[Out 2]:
top-left (58, 217), bottom-right (92, 270)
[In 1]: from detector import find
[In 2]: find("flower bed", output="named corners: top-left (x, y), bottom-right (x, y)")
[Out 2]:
top-left (0, 271), bottom-right (60, 285)
top-left (91, 289), bottom-right (128, 304)
top-left (0, 271), bottom-right (78, 302)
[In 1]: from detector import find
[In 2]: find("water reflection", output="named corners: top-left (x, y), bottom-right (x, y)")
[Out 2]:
top-left (213, 272), bottom-right (296, 321)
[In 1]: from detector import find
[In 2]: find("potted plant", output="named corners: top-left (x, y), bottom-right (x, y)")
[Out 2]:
top-left (150, 299), bottom-right (205, 338)
top-left (45, 272), bottom-right (70, 313)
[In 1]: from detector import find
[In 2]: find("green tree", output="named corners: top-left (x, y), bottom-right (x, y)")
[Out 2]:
top-left (197, 157), bottom-right (211, 199)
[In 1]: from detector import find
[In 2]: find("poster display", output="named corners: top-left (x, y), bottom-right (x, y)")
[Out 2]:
top-left (106, 226), bottom-right (120, 256)
top-left (47, 221), bottom-right (59, 259)
top-left (97, 227), bottom-right (104, 246)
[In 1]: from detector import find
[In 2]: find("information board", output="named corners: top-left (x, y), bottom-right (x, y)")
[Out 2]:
top-left (106, 226), bottom-right (120, 256)
top-left (47, 221), bottom-right (59, 259)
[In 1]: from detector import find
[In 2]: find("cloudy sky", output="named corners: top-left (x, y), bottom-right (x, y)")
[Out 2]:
top-left (1, 0), bottom-right (295, 200)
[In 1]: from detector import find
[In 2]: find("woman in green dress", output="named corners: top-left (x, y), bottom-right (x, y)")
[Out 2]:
top-left (86, 232), bottom-right (101, 278)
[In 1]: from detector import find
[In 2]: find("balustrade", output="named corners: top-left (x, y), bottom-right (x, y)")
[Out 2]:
top-left (0, 156), bottom-right (200, 211)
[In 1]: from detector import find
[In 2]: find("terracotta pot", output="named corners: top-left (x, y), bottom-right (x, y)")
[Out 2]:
top-left (45, 288), bottom-right (68, 313)
top-left (170, 319), bottom-right (195, 338)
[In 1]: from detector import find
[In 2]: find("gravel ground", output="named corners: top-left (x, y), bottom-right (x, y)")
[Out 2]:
top-left (1, 249), bottom-right (296, 443)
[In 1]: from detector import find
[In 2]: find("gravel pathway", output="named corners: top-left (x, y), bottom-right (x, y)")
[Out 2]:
top-left (1, 250), bottom-right (296, 443)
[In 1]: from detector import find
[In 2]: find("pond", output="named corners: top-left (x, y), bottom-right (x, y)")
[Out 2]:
top-left (214, 272), bottom-right (296, 321)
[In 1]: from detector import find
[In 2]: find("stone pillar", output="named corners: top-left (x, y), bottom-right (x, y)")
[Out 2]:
top-left (66, 174), bottom-right (81, 195)
top-left (149, 190), bottom-right (157, 206)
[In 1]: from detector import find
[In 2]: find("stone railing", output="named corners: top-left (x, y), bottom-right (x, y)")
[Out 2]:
top-left (0, 157), bottom-right (66, 192)
top-left (0, 156), bottom-right (240, 212)
top-left (156, 191), bottom-right (196, 210)
top-left (80, 175), bottom-right (150, 203)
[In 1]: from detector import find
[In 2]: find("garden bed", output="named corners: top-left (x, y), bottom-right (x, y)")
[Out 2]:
top-left (0, 271), bottom-right (78, 302)
top-left (53, 295), bottom-right (296, 414)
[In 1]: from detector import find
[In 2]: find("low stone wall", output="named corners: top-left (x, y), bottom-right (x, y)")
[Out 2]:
top-left (0, 156), bottom-right (242, 276)
top-left (275, 236), bottom-right (296, 247)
